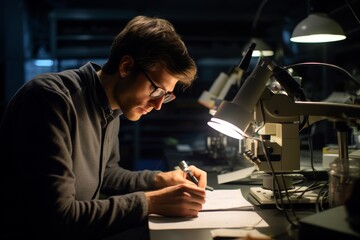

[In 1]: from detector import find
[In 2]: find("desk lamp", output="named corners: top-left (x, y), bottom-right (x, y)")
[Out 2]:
top-left (207, 57), bottom-right (360, 205)
top-left (198, 42), bottom-right (255, 111)
top-left (207, 58), bottom-right (273, 139)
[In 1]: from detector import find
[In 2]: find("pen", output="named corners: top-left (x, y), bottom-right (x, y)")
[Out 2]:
top-left (178, 160), bottom-right (214, 191)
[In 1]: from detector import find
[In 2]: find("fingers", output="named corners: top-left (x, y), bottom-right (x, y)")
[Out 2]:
top-left (154, 165), bottom-right (209, 190)
top-left (178, 191), bottom-right (204, 215)
top-left (154, 170), bottom-right (189, 188)
top-left (172, 185), bottom-right (206, 217)
top-left (180, 184), bottom-right (206, 200)
top-left (188, 165), bottom-right (207, 189)
top-left (146, 184), bottom-right (206, 218)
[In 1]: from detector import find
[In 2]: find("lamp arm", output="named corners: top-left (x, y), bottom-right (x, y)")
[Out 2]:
top-left (259, 89), bottom-right (360, 126)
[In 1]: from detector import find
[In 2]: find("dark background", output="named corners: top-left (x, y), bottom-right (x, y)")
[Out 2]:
top-left (1, 0), bottom-right (359, 170)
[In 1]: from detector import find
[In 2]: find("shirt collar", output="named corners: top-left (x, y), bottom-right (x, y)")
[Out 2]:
top-left (79, 62), bottom-right (122, 124)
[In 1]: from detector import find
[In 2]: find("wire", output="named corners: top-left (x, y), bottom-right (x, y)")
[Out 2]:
top-left (306, 118), bottom-right (318, 182)
top-left (255, 98), bottom-right (300, 227)
top-left (297, 119), bottom-right (318, 200)
top-left (254, 91), bottom-right (332, 228)
top-left (278, 61), bottom-right (360, 87)
top-left (249, 61), bottom-right (352, 228)
top-left (315, 181), bottom-right (329, 212)
top-left (345, 0), bottom-right (360, 24)
top-left (252, 0), bottom-right (269, 32)
top-left (259, 139), bottom-right (300, 227)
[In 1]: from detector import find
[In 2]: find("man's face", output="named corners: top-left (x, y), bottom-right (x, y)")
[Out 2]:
top-left (116, 67), bottom-right (178, 121)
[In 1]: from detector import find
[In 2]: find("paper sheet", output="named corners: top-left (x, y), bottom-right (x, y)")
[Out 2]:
top-left (148, 189), bottom-right (268, 230)
top-left (202, 189), bottom-right (254, 211)
top-left (148, 211), bottom-right (268, 230)
top-left (211, 228), bottom-right (271, 239)
top-left (217, 166), bottom-right (257, 184)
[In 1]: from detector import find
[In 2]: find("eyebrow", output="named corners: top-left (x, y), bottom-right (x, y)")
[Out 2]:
top-left (142, 69), bottom-right (173, 93)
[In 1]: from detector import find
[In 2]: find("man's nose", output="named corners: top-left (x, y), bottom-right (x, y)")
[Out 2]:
top-left (150, 96), bottom-right (165, 110)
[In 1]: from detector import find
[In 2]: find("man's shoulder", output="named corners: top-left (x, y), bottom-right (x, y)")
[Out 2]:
top-left (25, 68), bottom-right (83, 95)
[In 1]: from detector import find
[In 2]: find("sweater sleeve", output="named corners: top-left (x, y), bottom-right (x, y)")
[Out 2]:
top-left (100, 113), bottom-right (162, 195)
top-left (101, 133), bottom-right (161, 195)
top-left (5, 86), bottom-right (154, 239)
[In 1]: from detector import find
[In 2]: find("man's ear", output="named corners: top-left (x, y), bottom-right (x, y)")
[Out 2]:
top-left (118, 55), bottom-right (134, 77)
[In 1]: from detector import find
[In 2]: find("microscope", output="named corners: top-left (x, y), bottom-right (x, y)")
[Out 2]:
top-left (207, 57), bottom-right (360, 206)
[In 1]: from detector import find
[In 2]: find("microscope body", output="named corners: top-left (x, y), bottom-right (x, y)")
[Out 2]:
top-left (243, 88), bottom-right (301, 172)
top-left (245, 122), bottom-right (300, 172)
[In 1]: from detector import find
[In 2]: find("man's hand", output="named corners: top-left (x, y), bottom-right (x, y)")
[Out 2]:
top-left (154, 165), bottom-right (208, 189)
top-left (145, 184), bottom-right (206, 217)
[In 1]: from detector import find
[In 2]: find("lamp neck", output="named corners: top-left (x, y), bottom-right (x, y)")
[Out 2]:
top-left (335, 122), bottom-right (351, 160)
top-left (252, 0), bottom-right (268, 35)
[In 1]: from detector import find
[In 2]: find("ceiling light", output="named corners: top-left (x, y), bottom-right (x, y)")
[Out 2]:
top-left (290, 13), bottom-right (346, 43)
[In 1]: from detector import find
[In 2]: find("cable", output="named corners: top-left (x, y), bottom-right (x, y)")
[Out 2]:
top-left (277, 61), bottom-right (360, 87)
top-left (345, 0), bottom-right (360, 25)
top-left (259, 139), bottom-right (300, 228)
top-left (269, 61), bottom-right (360, 133)
top-left (255, 98), bottom-right (300, 227)
top-left (297, 119), bottom-right (318, 199)
top-left (252, 0), bottom-right (269, 33)
top-left (315, 181), bottom-right (329, 212)
top-left (255, 91), bottom-right (332, 228)
top-left (248, 62), bottom-right (353, 228)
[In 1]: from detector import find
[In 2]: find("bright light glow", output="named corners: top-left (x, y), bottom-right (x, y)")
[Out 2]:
top-left (252, 50), bottom-right (274, 57)
top-left (208, 118), bottom-right (245, 139)
top-left (290, 34), bottom-right (346, 43)
top-left (209, 109), bottom-right (217, 116)
top-left (34, 59), bottom-right (54, 67)
top-left (244, 38), bottom-right (274, 57)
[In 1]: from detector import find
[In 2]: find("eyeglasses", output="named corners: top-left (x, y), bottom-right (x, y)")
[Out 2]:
top-left (141, 69), bottom-right (176, 104)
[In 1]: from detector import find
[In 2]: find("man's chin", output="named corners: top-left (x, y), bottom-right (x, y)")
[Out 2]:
top-left (124, 113), bottom-right (142, 121)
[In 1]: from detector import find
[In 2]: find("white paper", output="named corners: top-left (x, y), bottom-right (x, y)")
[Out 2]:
top-left (217, 166), bottom-right (257, 184)
top-left (148, 189), bottom-right (267, 231)
top-left (202, 189), bottom-right (254, 211)
top-left (211, 228), bottom-right (271, 239)
top-left (148, 211), bottom-right (268, 230)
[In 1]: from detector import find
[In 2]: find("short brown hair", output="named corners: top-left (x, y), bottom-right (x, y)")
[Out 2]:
top-left (102, 15), bottom-right (197, 87)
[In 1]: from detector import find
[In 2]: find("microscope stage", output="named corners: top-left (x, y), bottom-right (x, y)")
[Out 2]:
top-left (249, 186), bottom-right (322, 206)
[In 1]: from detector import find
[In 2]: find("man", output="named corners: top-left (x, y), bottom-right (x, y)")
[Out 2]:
top-left (0, 15), bottom-right (207, 240)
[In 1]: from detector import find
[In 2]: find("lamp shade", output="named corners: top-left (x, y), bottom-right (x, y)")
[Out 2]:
top-left (208, 101), bottom-right (252, 139)
top-left (208, 58), bottom-right (274, 139)
top-left (290, 13), bottom-right (346, 43)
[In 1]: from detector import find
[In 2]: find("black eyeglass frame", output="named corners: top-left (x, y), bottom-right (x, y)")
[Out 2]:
top-left (141, 68), bottom-right (176, 103)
